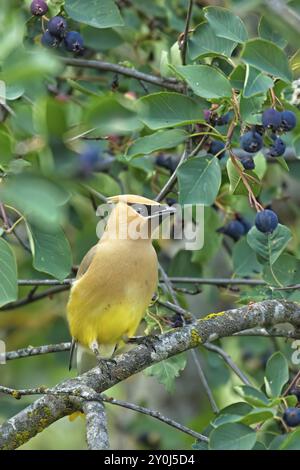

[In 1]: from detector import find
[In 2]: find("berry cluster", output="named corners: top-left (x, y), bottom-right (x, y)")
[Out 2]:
top-left (205, 110), bottom-right (229, 159)
top-left (218, 209), bottom-right (279, 242)
top-left (239, 108), bottom-right (297, 169)
top-left (30, 1), bottom-right (84, 53)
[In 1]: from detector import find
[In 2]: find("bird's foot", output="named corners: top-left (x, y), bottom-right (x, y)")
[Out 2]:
top-left (127, 335), bottom-right (158, 352)
top-left (90, 341), bottom-right (117, 378)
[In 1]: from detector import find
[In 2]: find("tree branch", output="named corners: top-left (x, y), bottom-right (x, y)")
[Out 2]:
top-left (2, 342), bottom-right (71, 362)
top-left (0, 300), bottom-right (299, 449)
top-left (61, 58), bottom-right (183, 92)
top-left (83, 401), bottom-right (110, 450)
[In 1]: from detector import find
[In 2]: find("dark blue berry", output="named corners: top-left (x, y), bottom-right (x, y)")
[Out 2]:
top-left (262, 108), bottom-right (282, 130)
top-left (255, 209), bottom-right (278, 233)
top-left (240, 131), bottom-right (263, 153)
top-left (269, 137), bottom-right (286, 157)
top-left (31, 0), bottom-right (48, 16)
top-left (218, 220), bottom-right (246, 241)
top-left (156, 155), bottom-right (177, 172)
top-left (48, 16), bottom-right (67, 39)
top-left (209, 140), bottom-right (226, 158)
top-left (78, 147), bottom-right (101, 177)
top-left (41, 31), bottom-right (60, 48)
top-left (216, 112), bottom-right (231, 126)
top-left (240, 156), bottom-right (255, 170)
top-left (236, 215), bottom-right (252, 233)
top-left (283, 408), bottom-right (300, 427)
top-left (281, 110), bottom-right (297, 131)
top-left (64, 31), bottom-right (84, 53)
top-left (290, 387), bottom-right (300, 403)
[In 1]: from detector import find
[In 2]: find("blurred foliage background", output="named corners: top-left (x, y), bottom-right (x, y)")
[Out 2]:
top-left (1, 0), bottom-right (300, 450)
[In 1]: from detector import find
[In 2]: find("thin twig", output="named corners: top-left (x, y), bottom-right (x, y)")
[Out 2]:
top-left (0, 385), bottom-right (208, 442)
top-left (0, 285), bottom-right (70, 311)
top-left (2, 343), bottom-right (71, 362)
top-left (102, 395), bottom-right (208, 442)
top-left (204, 342), bottom-right (251, 385)
top-left (62, 58), bottom-right (183, 92)
top-left (180, 0), bottom-right (194, 65)
top-left (158, 266), bottom-right (219, 413)
top-left (15, 277), bottom-right (268, 287)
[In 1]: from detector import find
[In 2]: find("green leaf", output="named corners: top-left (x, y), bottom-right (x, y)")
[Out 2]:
top-left (258, 17), bottom-right (287, 49)
top-left (241, 39), bottom-right (292, 83)
top-left (240, 94), bottom-right (265, 124)
top-left (0, 238), bottom-right (18, 307)
top-left (0, 130), bottom-right (13, 166)
top-left (293, 135), bottom-right (300, 158)
top-left (209, 423), bottom-right (256, 450)
top-left (137, 92), bottom-right (206, 130)
top-left (178, 156), bottom-right (221, 206)
top-left (188, 22), bottom-right (237, 60)
top-left (144, 353), bottom-right (187, 392)
top-left (265, 352), bottom-right (289, 398)
top-left (81, 26), bottom-right (123, 51)
top-left (233, 238), bottom-right (262, 277)
top-left (0, 174), bottom-right (69, 230)
top-left (204, 7), bottom-right (248, 44)
top-left (64, 0), bottom-right (124, 29)
top-left (27, 224), bottom-right (72, 281)
top-left (247, 225), bottom-right (292, 265)
top-left (212, 403), bottom-right (253, 427)
top-left (85, 173), bottom-right (121, 197)
top-left (239, 408), bottom-right (276, 426)
top-left (279, 428), bottom-right (300, 450)
top-left (86, 96), bottom-right (142, 135)
top-left (191, 207), bottom-right (221, 265)
top-left (126, 129), bottom-right (188, 160)
top-left (230, 64), bottom-right (246, 90)
top-left (235, 385), bottom-right (270, 407)
top-left (263, 254), bottom-right (300, 287)
top-left (244, 66), bottom-right (273, 98)
top-left (175, 65), bottom-right (232, 99)
top-left (226, 158), bottom-right (261, 196)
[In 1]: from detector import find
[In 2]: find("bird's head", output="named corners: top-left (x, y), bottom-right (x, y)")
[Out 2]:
top-left (104, 194), bottom-right (176, 240)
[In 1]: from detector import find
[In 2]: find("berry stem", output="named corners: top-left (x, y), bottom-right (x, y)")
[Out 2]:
top-left (229, 153), bottom-right (263, 211)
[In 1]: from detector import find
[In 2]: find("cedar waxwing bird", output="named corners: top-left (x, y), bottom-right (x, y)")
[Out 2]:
top-left (67, 194), bottom-right (176, 373)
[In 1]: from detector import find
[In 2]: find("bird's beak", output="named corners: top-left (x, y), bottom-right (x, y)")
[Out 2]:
top-left (146, 205), bottom-right (177, 220)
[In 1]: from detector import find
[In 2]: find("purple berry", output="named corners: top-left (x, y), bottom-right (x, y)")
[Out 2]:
top-left (240, 131), bottom-right (263, 153)
top-left (269, 137), bottom-right (286, 157)
top-left (41, 30), bottom-right (60, 48)
top-left (64, 31), bottom-right (84, 53)
top-left (262, 108), bottom-right (282, 130)
top-left (281, 110), bottom-right (297, 131)
top-left (203, 109), bottom-right (212, 122)
top-left (255, 209), bottom-right (278, 233)
top-left (209, 140), bottom-right (226, 158)
top-left (240, 156), bottom-right (255, 170)
top-left (283, 408), bottom-right (300, 427)
top-left (48, 16), bottom-right (67, 39)
top-left (30, 0), bottom-right (48, 16)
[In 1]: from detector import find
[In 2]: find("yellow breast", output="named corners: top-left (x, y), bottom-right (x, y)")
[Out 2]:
top-left (67, 238), bottom-right (158, 351)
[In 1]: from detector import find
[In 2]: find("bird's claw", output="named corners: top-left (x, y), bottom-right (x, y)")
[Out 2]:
top-left (128, 335), bottom-right (158, 352)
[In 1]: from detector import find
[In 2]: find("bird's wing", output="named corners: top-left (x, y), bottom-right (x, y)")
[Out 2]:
top-left (76, 244), bottom-right (98, 280)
